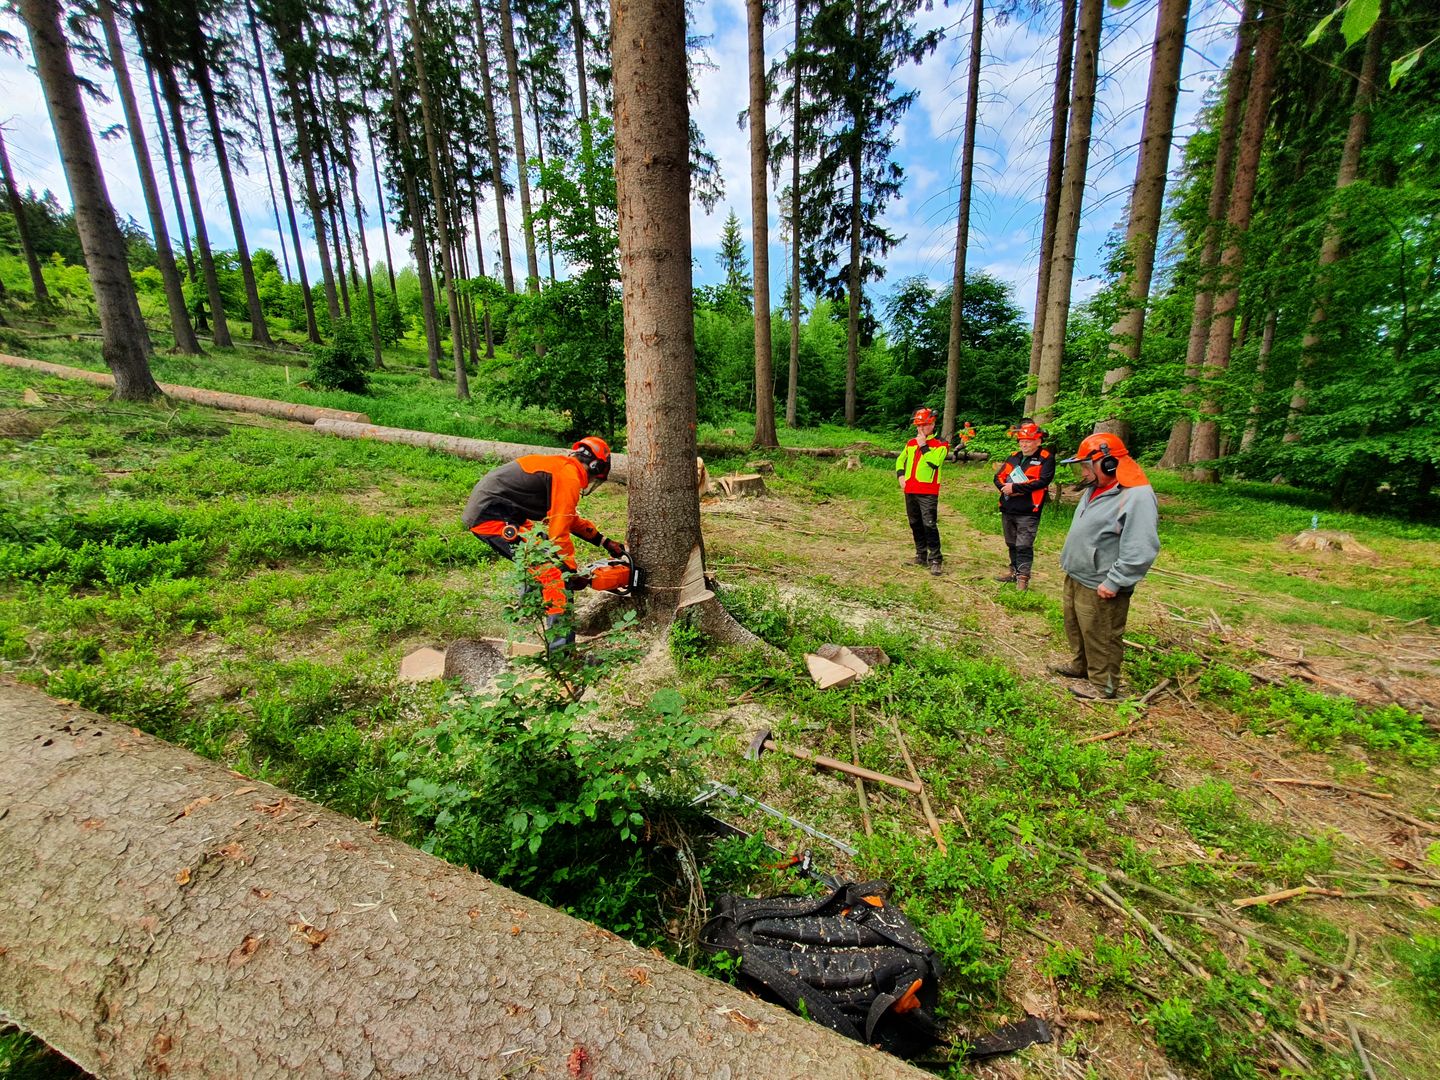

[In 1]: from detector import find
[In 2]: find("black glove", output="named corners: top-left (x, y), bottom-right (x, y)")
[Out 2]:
top-left (601, 537), bottom-right (627, 559)
top-left (564, 572), bottom-right (592, 591)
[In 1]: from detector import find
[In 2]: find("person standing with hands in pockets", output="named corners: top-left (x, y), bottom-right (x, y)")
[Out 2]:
top-left (896, 407), bottom-right (949, 576)
top-left (993, 421), bottom-right (1055, 591)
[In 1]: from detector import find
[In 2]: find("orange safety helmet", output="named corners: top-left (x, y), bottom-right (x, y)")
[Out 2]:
top-left (1061, 433), bottom-right (1148, 487)
top-left (911, 407), bottom-right (938, 427)
top-left (571, 436), bottom-right (612, 480)
top-left (1013, 422), bottom-right (1045, 441)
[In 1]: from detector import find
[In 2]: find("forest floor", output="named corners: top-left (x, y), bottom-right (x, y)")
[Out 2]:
top-left (2, 336), bottom-right (1439, 1079)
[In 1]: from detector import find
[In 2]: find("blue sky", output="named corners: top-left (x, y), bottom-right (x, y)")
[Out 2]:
top-left (1, 0), bottom-right (1241, 325)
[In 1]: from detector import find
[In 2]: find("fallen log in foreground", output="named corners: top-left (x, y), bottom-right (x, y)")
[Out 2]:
top-left (314, 418), bottom-right (632, 484)
top-left (0, 680), bottom-right (922, 1079)
top-left (0, 353), bottom-right (369, 424)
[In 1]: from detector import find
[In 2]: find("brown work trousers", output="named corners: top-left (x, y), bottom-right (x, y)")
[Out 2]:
top-left (1063, 575), bottom-right (1132, 694)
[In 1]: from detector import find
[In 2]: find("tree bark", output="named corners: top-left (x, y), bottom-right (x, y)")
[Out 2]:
top-left (1187, 6), bottom-right (1283, 478)
top-left (786, 0), bottom-right (804, 428)
top-left (284, 63), bottom-right (343, 326)
top-left (19, 0), bottom-right (160, 399)
top-left (1284, 14), bottom-right (1385, 442)
top-left (145, 58), bottom-right (205, 334)
top-left (1095, 0), bottom-right (1189, 441)
top-left (1157, 0), bottom-right (1255, 467)
top-left (1022, 0), bottom-right (1076, 417)
top-left (364, 110), bottom-right (399, 295)
top-left (0, 680), bottom-right (923, 1080)
top-left (0, 127), bottom-right (54, 311)
top-left (572, 0), bottom-right (592, 127)
top-left (347, 142), bottom-right (386, 369)
top-left (253, 93), bottom-right (292, 285)
top-left (747, 0), bottom-right (777, 448)
top-left (380, 0), bottom-right (443, 376)
top-left (529, 82), bottom-right (558, 285)
top-left (98, 0), bottom-right (201, 355)
top-left (942, 0), bottom-right (983, 443)
top-left (470, 196), bottom-right (496, 356)
top-left (406, 0), bottom-right (471, 399)
top-left (843, 1), bottom-right (864, 429)
top-left (159, 58), bottom-right (232, 348)
top-left (474, 0), bottom-right (517, 294)
top-left (190, 38), bottom-right (273, 346)
top-left (500, 0), bottom-right (540, 291)
top-left (613, 0), bottom-right (758, 646)
top-left (1032, 0), bottom-right (1102, 422)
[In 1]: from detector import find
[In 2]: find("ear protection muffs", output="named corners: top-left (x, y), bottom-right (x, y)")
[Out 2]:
top-left (1096, 441), bottom-right (1120, 478)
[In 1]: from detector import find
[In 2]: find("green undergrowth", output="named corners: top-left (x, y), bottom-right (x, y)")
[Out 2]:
top-left (0, 1027), bottom-right (86, 1080)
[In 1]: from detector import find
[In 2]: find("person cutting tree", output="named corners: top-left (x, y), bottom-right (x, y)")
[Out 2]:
top-left (461, 437), bottom-right (638, 644)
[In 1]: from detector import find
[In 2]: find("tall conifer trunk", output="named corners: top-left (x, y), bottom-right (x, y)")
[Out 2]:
top-left (1158, 0), bottom-right (1256, 467)
top-left (364, 112), bottom-right (398, 295)
top-left (1187, 7), bottom-right (1283, 478)
top-left (499, 0), bottom-right (540, 290)
top-left (1023, 0), bottom-right (1076, 417)
top-left (1095, 0), bottom-right (1189, 442)
top-left (0, 126), bottom-right (55, 311)
top-left (785, 0), bottom-right (804, 428)
top-left (843, 0), bottom-right (864, 428)
top-left (747, 0), bottom-right (777, 448)
top-left (20, 0), bottom-right (159, 399)
top-left (473, 0), bottom-right (516, 293)
top-left (285, 66), bottom-right (342, 325)
top-left (145, 60), bottom-right (205, 333)
top-left (942, 0), bottom-right (983, 443)
top-left (1033, 0), bottom-right (1102, 422)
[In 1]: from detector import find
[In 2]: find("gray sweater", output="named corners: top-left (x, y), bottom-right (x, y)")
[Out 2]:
top-left (1059, 483), bottom-right (1160, 592)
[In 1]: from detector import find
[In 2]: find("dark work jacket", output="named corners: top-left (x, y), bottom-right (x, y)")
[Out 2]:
top-left (994, 448), bottom-right (1055, 515)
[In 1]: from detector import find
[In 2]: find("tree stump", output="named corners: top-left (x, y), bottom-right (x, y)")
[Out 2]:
top-left (1285, 530), bottom-right (1373, 556)
top-left (718, 474), bottom-right (767, 498)
top-left (0, 681), bottom-right (925, 1079)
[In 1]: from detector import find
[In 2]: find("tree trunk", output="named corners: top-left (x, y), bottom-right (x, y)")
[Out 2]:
top-left (785, 0), bottom-right (804, 429)
top-left (1095, 0), bottom-right (1189, 442)
top-left (406, 0), bottom-right (470, 399)
top-left (1187, 7), bottom-right (1283, 479)
top-left (1022, 0), bottom-right (1076, 417)
top-left (474, 0), bottom-right (516, 294)
top-left (0, 128), bottom-right (55, 311)
top-left (0, 682), bottom-right (922, 1080)
top-left (146, 60), bottom-right (209, 335)
top-left (1284, 15), bottom-right (1385, 441)
top-left (19, 0), bottom-right (160, 398)
top-left (843, 1), bottom-right (864, 429)
top-left (364, 111), bottom-right (398, 295)
top-left (572, 0), bottom-right (591, 127)
top-left (1157, 0), bottom-right (1255, 467)
top-left (1239, 306), bottom-right (1276, 452)
top-left (612, 0), bottom-right (758, 646)
top-left (380, 0), bottom-right (442, 375)
top-left (326, 135), bottom-right (358, 312)
top-left (254, 94), bottom-right (292, 284)
top-left (470, 197), bottom-right (496, 357)
top-left (747, 0), bottom-right (777, 448)
top-left (942, 0), bottom-right (983, 443)
top-left (500, 0), bottom-right (540, 291)
top-left (1032, 0), bottom-right (1103, 423)
top-left (191, 46), bottom-right (273, 346)
top-left (285, 65), bottom-right (342, 326)
top-left (529, 82), bottom-right (558, 285)
top-left (98, 0), bottom-right (200, 355)
top-left (246, 0), bottom-right (317, 342)
top-left (347, 144), bottom-right (386, 369)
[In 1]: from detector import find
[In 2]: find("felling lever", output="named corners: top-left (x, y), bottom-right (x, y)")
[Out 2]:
top-left (747, 727), bottom-right (922, 794)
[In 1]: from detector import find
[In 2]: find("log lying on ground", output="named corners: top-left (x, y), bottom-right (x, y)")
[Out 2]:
top-left (1, 353), bottom-right (369, 424)
top-left (697, 442), bottom-right (894, 460)
top-left (0, 680), bottom-right (922, 1079)
top-left (314, 418), bottom-right (632, 484)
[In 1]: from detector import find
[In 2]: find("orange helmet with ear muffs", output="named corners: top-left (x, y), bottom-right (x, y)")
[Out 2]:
top-left (911, 407), bottom-right (938, 427)
top-left (1062, 432), bottom-right (1149, 486)
top-left (571, 436), bottom-right (612, 481)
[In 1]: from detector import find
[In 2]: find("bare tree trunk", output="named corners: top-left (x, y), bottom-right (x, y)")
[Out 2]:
top-left (145, 60), bottom-right (206, 334)
top-left (500, 0), bottom-right (540, 291)
top-left (470, 197), bottom-right (496, 357)
top-left (942, 0), bottom-right (983, 443)
top-left (406, 0), bottom-right (470, 398)
top-left (380, 0), bottom-right (442, 376)
top-left (98, 0), bottom-right (200, 354)
top-left (285, 67), bottom-right (342, 326)
top-left (254, 95), bottom-right (292, 283)
top-left (160, 60), bottom-right (232, 347)
top-left (19, 0), bottom-right (159, 398)
top-left (842, 2), bottom-right (865, 429)
top-left (0, 126), bottom-right (55, 311)
top-left (528, 82), bottom-right (558, 285)
top-left (191, 44), bottom-right (273, 346)
top-left (347, 143), bottom-right (385, 369)
top-left (327, 131), bottom-right (360, 309)
top-left (1032, 0), bottom-right (1102, 423)
top-left (785, 0), bottom-right (804, 429)
top-left (1095, 0), bottom-right (1189, 442)
top-left (246, 0), bottom-right (318, 343)
top-left (474, 0), bottom-right (516, 294)
top-left (747, 0), bottom-right (777, 448)
top-left (1187, 7), bottom-right (1283, 479)
top-left (613, 0), bottom-right (757, 645)
top-left (1157, 0), bottom-right (1256, 467)
top-left (363, 111), bottom-right (398, 295)
top-left (572, 0), bottom-right (591, 127)
top-left (1284, 15), bottom-right (1385, 442)
top-left (1023, 0), bottom-right (1076, 417)
top-left (1239, 306), bottom-right (1276, 452)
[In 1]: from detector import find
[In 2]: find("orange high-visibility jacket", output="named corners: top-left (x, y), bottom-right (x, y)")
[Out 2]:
top-left (461, 455), bottom-right (602, 570)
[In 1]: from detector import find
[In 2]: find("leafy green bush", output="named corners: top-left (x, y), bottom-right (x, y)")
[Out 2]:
top-left (308, 317), bottom-right (372, 393)
top-left (1398, 934), bottom-right (1440, 1016)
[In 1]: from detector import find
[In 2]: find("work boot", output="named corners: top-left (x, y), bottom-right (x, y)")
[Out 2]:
top-left (1015, 574), bottom-right (1030, 592)
top-left (1050, 664), bottom-right (1086, 679)
top-left (929, 560), bottom-right (943, 577)
top-left (911, 552), bottom-right (927, 567)
top-left (994, 569), bottom-right (1017, 583)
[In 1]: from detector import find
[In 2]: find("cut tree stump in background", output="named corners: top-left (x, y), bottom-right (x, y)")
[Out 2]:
top-left (0, 680), bottom-right (924, 1079)
top-left (1286, 530), bottom-right (1373, 556)
top-left (718, 474), bottom-right (767, 498)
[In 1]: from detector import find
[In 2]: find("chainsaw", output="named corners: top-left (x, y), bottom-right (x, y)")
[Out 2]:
top-left (571, 551), bottom-right (645, 596)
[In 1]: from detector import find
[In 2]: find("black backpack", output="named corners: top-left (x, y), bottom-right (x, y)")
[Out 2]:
top-left (700, 880), bottom-right (943, 1052)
